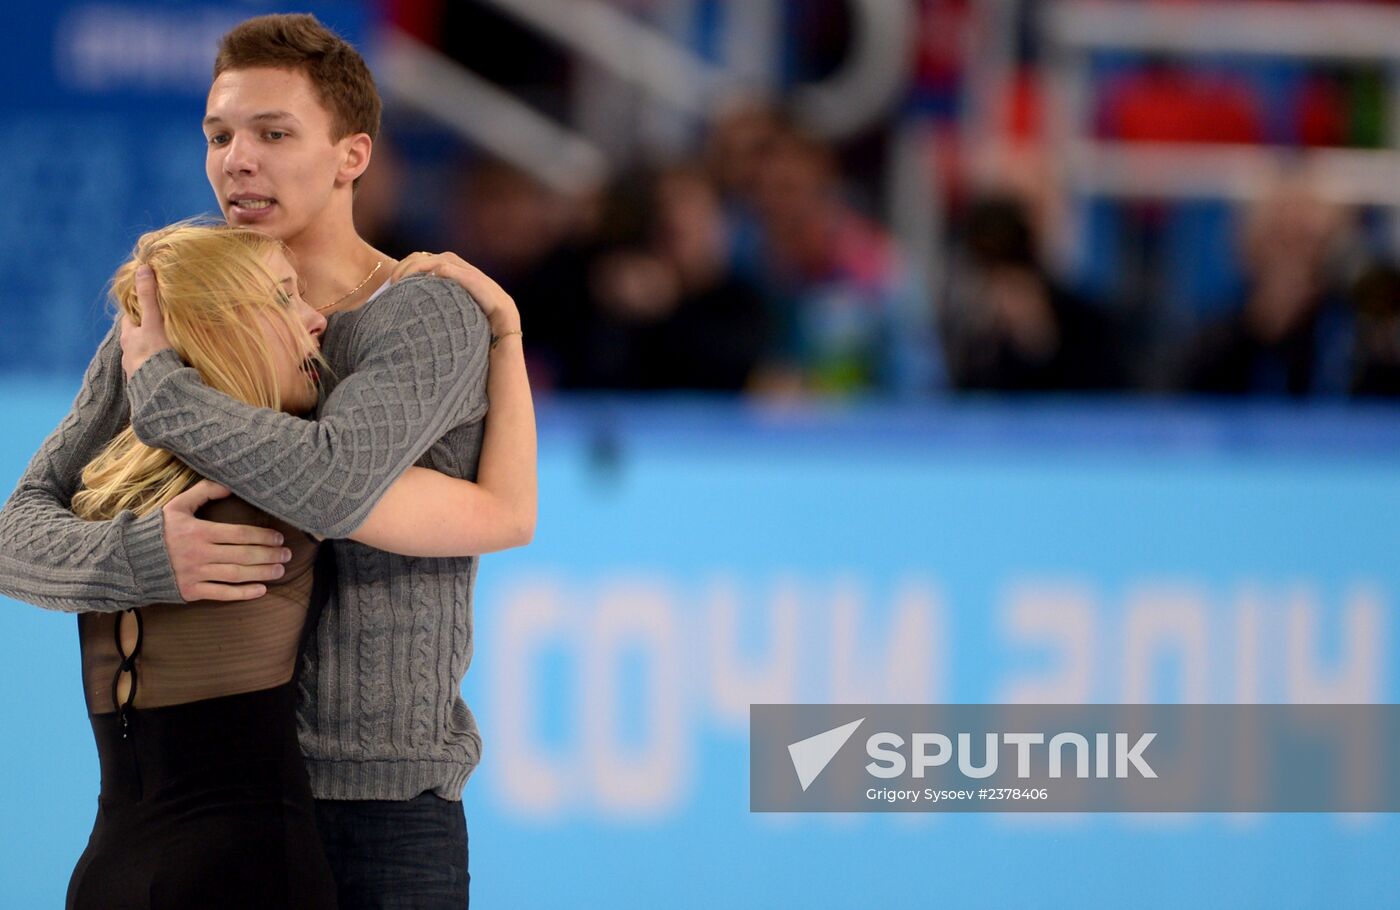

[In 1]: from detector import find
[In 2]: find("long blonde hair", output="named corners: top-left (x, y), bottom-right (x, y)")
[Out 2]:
top-left (73, 221), bottom-right (324, 521)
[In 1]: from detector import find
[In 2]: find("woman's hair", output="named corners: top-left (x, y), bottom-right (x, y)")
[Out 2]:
top-left (73, 221), bottom-right (323, 521)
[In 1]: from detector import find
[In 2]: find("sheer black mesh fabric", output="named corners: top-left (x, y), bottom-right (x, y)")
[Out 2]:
top-left (79, 497), bottom-right (316, 714)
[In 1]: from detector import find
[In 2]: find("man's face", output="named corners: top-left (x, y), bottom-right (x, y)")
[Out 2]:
top-left (204, 67), bottom-right (350, 242)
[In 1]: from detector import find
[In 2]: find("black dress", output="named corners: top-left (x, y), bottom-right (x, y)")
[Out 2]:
top-left (66, 499), bottom-right (337, 909)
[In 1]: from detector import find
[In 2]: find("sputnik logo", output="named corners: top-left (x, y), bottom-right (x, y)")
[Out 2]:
top-left (787, 718), bottom-right (865, 791)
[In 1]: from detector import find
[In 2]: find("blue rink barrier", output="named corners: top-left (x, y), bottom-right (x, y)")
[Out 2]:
top-left (2, 384), bottom-right (1398, 908)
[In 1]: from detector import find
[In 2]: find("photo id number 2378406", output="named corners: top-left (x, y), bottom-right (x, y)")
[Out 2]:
top-left (981, 788), bottom-right (1048, 800)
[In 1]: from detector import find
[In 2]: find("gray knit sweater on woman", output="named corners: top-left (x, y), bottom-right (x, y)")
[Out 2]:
top-left (0, 276), bottom-right (491, 801)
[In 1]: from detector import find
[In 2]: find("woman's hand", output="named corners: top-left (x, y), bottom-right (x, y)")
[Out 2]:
top-left (390, 251), bottom-right (520, 334)
top-left (121, 265), bottom-right (175, 379)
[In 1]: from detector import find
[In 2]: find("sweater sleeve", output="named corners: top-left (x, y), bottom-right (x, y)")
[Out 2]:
top-left (0, 324), bottom-right (182, 613)
top-left (125, 277), bottom-right (491, 538)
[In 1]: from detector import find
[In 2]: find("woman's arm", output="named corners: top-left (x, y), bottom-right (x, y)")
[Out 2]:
top-left (348, 254), bottom-right (537, 557)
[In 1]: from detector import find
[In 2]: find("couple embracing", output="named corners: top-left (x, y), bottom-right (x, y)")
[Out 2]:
top-left (0, 13), bottom-right (535, 909)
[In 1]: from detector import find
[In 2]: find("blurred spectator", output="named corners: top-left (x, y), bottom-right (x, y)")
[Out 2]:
top-left (645, 166), bottom-right (768, 390)
top-left (1181, 179), bottom-right (1357, 397)
top-left (942, 195), bottom-right (1132, 392)
top-left (1349, 262), bottom-right (1400, 397)
top-left (572, 166), bottom-right (768, 392)
top-left (447, 160), bottom-right (591, 391)
top-left (705, 100), bottom-right (788, 283)
top-left (707, 101), bottom-right (787, 204)
top-left (749, 129), bottom-right (941, 397)
top-left (352, 139), bottom-right (421, 261)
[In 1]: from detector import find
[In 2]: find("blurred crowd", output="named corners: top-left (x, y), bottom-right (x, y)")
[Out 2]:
top-left (356, 0), bottom-right (1400, 401)
top-left (360, 112), bottom-right (1400, 401)
top-left (361, 105), bottom-right (931, 398)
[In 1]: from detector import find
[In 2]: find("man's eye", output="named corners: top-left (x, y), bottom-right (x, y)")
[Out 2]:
top-left (207, 134), bottom-right (229, 146)
top-left (265, 130), bottom-right (287, 141)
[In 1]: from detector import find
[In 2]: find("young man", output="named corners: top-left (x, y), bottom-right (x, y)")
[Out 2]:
top-left (0, 14), bottom-right (531, 907)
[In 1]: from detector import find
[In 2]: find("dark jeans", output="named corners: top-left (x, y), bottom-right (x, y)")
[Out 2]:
top-left (314, 793), bottom-right (469, 909)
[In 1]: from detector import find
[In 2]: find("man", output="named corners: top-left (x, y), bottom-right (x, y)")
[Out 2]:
top-left (0, 14), bottom-right (522, 906)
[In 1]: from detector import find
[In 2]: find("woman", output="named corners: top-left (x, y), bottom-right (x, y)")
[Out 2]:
top-left (65, 223), bottom-right (532, 909)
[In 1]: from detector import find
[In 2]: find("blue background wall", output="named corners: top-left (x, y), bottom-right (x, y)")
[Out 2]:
top-left (0, 1), bottom-right (368, 375)
top-left (4, 389), bottom-right (1399, 907)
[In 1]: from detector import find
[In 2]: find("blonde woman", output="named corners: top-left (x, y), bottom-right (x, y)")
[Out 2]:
top-left (66, 223), bottom-right (531, 909)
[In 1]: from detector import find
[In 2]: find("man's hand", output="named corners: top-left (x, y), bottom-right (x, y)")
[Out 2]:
top-left (121, 265), bottom-right (174, 379)
top-left (162, 480), bottom-right (292, 602)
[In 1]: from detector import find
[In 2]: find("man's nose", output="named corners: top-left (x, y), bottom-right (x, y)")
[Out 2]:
top-left (223, 133), bottom-right (258, 176)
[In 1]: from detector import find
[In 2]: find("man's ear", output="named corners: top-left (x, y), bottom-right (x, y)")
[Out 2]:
top-left (338, 133), bottom-right (373, 187)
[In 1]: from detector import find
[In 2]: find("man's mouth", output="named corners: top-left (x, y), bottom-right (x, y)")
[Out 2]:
top-left (229, 195), bottom-right (276, 215)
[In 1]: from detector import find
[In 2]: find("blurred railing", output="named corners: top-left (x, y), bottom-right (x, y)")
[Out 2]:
top-left (1044, 0), bottom-right (1400, 254)
top-left (375, 0), bottom-right (919, 189)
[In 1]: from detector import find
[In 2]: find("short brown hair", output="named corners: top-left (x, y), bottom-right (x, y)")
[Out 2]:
top-left (214, 13), bottom-right (381, 144)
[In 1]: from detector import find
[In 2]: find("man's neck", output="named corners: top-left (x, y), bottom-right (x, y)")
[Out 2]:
top-left (284, 209), bottom-right (388, 313)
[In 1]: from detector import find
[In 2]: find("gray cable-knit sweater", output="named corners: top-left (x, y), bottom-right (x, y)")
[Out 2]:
top-left (0, 275), bottom-right (491, 800)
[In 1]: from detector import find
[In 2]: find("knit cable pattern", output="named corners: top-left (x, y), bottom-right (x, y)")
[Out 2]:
top-left (126, 277), bottom-right (489, 538)
top-left (0, 325), bottom-right (181, 613)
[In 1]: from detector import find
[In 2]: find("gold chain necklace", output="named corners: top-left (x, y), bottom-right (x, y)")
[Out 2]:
top-left (315, 259), bottom-right (384, 312)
